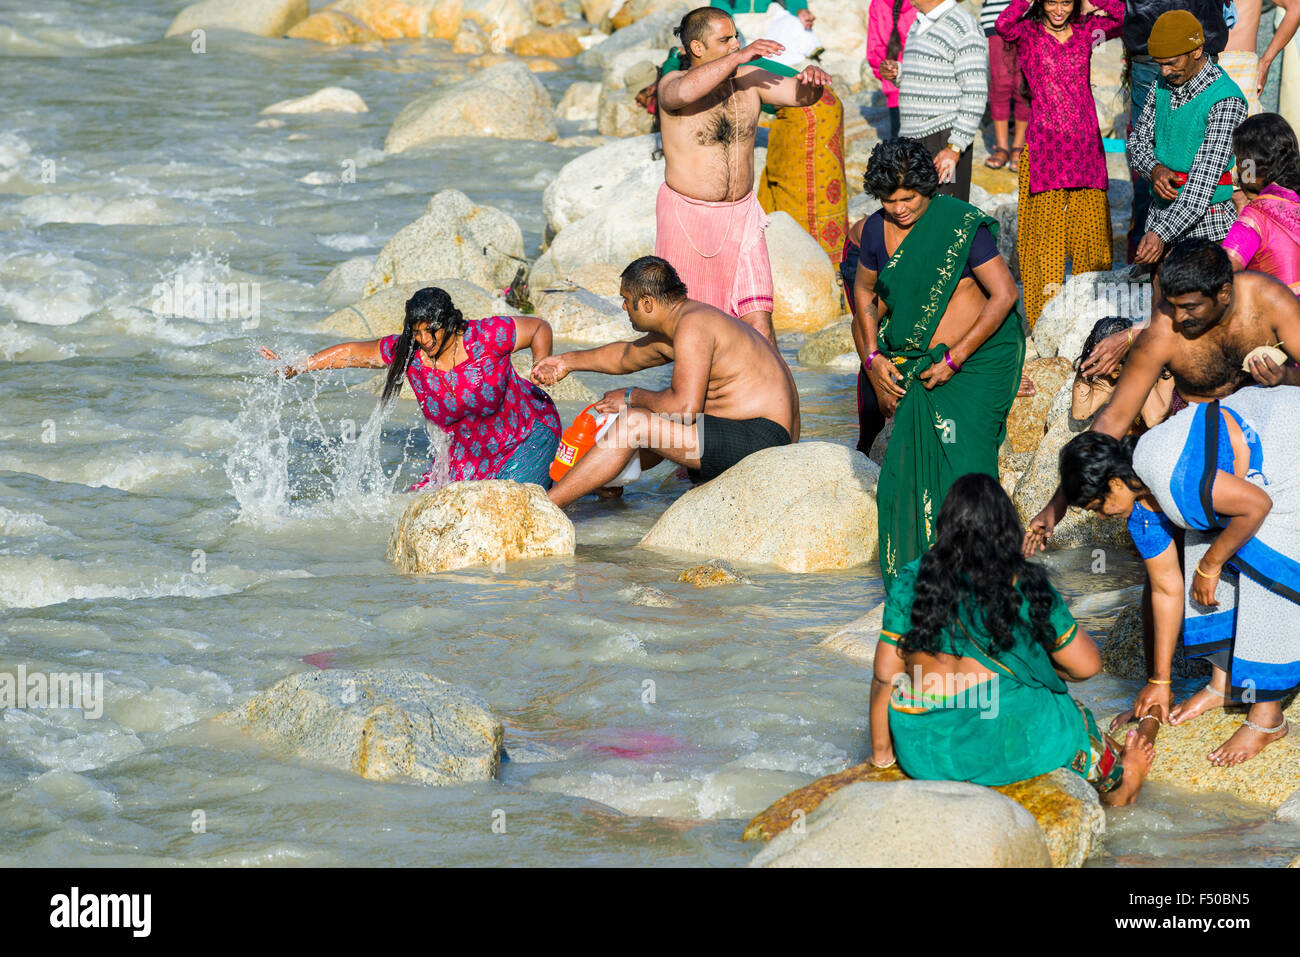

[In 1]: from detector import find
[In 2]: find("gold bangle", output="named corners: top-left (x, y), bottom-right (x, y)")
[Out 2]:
top-left (1194, 562), bottom-right (1221, 580)
top-left (1147, 678), bottom-right (1172, 685)
top-left (1127, 328), bottom-right (1134, 348)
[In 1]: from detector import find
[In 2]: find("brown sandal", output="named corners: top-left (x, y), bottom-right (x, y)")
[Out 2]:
top-left (1009, 146), bottom-right (1024, 172)
top-left (985, 146), bottom-right (1010, 169)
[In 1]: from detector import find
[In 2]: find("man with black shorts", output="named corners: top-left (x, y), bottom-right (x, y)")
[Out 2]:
top-left (532, 255), bottom-right (800, 508)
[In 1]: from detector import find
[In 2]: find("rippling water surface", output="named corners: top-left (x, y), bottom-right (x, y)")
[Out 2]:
top-left (1, 0), bottom-right (1294, 867)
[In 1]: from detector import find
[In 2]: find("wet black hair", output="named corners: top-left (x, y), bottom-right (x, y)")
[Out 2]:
top-left (1075, 316), bottom-right (1134, 376)
top-left (1158, 238), bottom-right (1234, 299)
top-left (1233, 112), bottom-right (1300, 194)
top-left (621, 255), bottom-right (688, 305)
top-left (380, 287), bottom-right (468, 406)
top-left (674, 7), bottom-right (730, 65)
top-left (1059, 431), bottom-right (1145, 509)
top-left (863, 137), bottom-right (940, 200)
top-left (901, 473), bottom-right (1059, 656)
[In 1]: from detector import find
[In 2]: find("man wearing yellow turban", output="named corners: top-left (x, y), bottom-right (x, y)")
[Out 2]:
top-left (1128, 10), bottom-right (1249, 264)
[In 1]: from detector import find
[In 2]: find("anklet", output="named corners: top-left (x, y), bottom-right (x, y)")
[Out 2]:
top-left (1243, 717), bottom-right (1288, 735)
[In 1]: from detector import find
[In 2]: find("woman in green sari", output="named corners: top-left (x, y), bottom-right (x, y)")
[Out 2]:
top-left (852, 138), bottom-right (1026, 586)
top-left (869, 474), bottom-right (1158, 805)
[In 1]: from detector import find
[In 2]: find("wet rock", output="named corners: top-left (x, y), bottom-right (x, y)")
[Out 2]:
top-left (621, 584), bottom-right (680, 608)
top-left (321, 0), bottom-right (430, 37)
top-left (744, 761), bottom-right (1101, 868)
top-left (1099, 603), bottom-right (1211, 680)
top-left (533, 0), bottom-right (567, 26)
top-left (287, 10), bottom-right (383, 43)
top-left (750, 778), bottom-right (1053, 867)
top-left (1032, 267), bottom-right (1149, 362)
top-left (388, 480), bottom-right (575, 573)
top-left (769, 212), bottom-right (842, 335)
top-left (319, 256), bottom-right (376, 307)
top-left (262, 86), bottom-right (368, 114)
top-left (597, 88), bottom-right (655, 137)
top-left (316, 280), bottom-right (508, 339)
top-left (998, 450), bottom-right (1030, 498)
top-left (1006, 356), bottom-right (1074, 453)
top-left (532, 181), bottom-right (656, 285)
top-left (385, 61), bottom-right (556, 152)
top-left (166, 0), bottom-right (308, 37)
top-left (460, 0), bottom-right (537, 50)
top-left (510, 352), bottom-right (599, 403)
top-left (219, 668), bottom-right (502, 785)
top-left (556, 80), bottom-right (602, 122)
top-left (676, 559), bottom-right (752, 588)
top-left (533, 286), bottom-right (635, 344)
top-left (364, 188), bottom-right (524, 296)
top-left (796, 317), bottom-right (855, 367)
top-left (1011, 377), bottom-right (1129, 550)
top-left (1111, 695), bottom-right (1300, 808)
top-left (452, 17), bottom-right (492, 52)
top-left (543, 133), bottom-right (662, 235)
top-left (466, 52), bottom-right (559, 71)
top-left (817, 601), bottom-right (883, 664)
top-left (512, 26), bottom-right (583, 55)
top-left (640, 442), bottom-right (880, 572)
top-left (868, 418), bottom-right (893, 465)
top-left (577, 5), bottom-right (686, 67)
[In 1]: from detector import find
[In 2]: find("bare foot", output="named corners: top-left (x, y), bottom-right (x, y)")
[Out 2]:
top-left (1108, 708), bottom-right (1136, 732)
top-left (596, 486), bottom-right (624, 499)
top-left (1169, 684), bottom-right (1227, 725)
top-left (1017, 376), bottom-right (1037, 398)
top-left (1101, 729), bottom-right (1156, 807)
top-left (1208, 717), bottom-right (1288, 767)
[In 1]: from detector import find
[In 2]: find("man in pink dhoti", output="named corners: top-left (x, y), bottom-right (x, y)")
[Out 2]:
top-left (656, 6), bottom-right (832, 346)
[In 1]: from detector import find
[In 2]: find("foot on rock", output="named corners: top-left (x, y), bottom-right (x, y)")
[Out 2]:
top-left (1208, 717), bottom-right (1288, 767)
top-left (1017, 375), bottom-right (1037, 397)
top-left (1169, 683), bottom-right (1227, 725)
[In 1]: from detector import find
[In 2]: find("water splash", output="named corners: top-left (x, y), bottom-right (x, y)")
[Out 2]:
top-left (223, 362), bottom-right (442, 528)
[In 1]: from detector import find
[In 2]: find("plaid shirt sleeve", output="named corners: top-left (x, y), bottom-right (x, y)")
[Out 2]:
top-left (1127, 89), bottom-right (1157, 179)
top-left (1151, 96), bottom-right (1248, 242)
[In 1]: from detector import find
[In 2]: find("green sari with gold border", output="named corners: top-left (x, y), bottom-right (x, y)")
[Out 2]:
top-left (875, 195), bottom-right (1025, 586)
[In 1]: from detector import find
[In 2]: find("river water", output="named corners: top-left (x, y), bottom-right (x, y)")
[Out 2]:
top-left (1, 0), bottom-right (1296, 867)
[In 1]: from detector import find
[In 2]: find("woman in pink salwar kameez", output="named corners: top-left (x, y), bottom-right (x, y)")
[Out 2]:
top-left (1223, 113), bottom-right (1300, 294)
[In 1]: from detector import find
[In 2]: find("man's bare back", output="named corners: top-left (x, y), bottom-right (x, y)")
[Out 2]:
top-left (663, 299), bottom-right (801, 436)
top-left (1226, 0), bottom-right (1262, 49)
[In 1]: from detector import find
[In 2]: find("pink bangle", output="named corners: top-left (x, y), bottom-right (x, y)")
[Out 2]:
top-left (944, 350), bottom-right (961, 373)
top-left (865, 350), bottom-right (881, 368)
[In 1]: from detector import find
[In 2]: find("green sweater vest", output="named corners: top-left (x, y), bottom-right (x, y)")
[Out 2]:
top-left (1153, 71), bottom-right (1246, 207)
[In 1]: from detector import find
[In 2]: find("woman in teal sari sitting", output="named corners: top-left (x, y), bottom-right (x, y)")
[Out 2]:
top-left (852, 139), bottom-right (1027, 587)
top-left (870, 473), bottom-right (1157, 805)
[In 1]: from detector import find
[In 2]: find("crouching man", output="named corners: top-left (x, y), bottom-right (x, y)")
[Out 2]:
top-left (532, 256), bottom-right (800, 507)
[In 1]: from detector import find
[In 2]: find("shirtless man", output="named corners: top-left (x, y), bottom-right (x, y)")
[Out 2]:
top-left (655, 6), bottom-right (831, 346)
top-left (1025, 237), bottom-right (1300, 554)
top-left (1221, 0), bottom-right (1300, 115)
top-left (531, 256), bottom-right (800, 508)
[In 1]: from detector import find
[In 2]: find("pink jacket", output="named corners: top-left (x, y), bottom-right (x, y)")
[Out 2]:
top-left (867, 0), bottom-right (919, 108)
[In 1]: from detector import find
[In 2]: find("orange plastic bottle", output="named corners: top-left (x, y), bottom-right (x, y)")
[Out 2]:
top-left (549, 404), bottom-right (599, 482)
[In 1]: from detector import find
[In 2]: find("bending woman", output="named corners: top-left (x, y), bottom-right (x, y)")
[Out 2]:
top-left (261, 287), bottom-right (561, 489)
top-left (1060, 386), bottom-right (1300, 766)
top-left (870, 473), bottom-right (1156, 805)
top-left (851, 138), bottom-right (1025, 586)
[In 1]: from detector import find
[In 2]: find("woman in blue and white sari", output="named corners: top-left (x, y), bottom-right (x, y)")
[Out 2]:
top-left (1059, 386), bottom-right (1300, 766)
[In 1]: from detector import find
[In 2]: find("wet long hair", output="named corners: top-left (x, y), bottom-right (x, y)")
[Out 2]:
top-left (1074, 315), bottom-right (1134, 380)
top-left (1059, 431), bottom-right (1144, 509)
top-left (1233, 112), bottom-right (1300, 194)
top-left (380, 287), bottom-right (468, 406)
top-left (902, 473), bottom-right (1059, 656)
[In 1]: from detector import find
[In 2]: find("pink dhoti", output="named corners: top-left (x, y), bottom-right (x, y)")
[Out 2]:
top-left (654, 183), bottom-right (775, 317)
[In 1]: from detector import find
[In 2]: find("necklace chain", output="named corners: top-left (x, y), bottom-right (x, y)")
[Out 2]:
top-left (672, 78), bottom-right (741, 260)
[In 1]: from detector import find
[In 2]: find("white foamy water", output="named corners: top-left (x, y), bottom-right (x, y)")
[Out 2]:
top-left (0, 0), bottom-right (1293, 870)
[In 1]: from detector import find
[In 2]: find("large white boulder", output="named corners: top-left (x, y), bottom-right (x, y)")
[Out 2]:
top-left (751, 779), bottom-right (1052, 867)
top-left (319, 256), bottom-right (376, 307)
top-left (768, 212), bottom-right (842, 335)
top-left (460, 0), bottom-right (537, 50)
top-left (262, 86), bottom-right (368, 114)
top-left (316, 280), bottom-right (508, 338)
top-left (556, 80), bottom-right (602, 123)
top-left (388, 480), bottom-right (576, 573)
top-left (533, 287), bottom-right (636, 343)
top-left (384, 61), bottom-right (557, 152)
top-left (166, 0), bottom-right (308, 37)
top-left (1032, 267), bottom-right (1149, 362)
top-left (639, 442), bottom-right (880, 572)
top-left (364, 189), bottom-right (524, 297)
top-left (543, 133), bottom-right (663, 235)
top-left (219, 669), bottom-right (502, 785)
top-left (577, 5), bottom-right (686, 66)
top-left (533, 176), bottom-right (658, 285)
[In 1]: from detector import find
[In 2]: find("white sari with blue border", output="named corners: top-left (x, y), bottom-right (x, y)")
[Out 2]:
top-left (1132, 386), bottom-right (1300, 703)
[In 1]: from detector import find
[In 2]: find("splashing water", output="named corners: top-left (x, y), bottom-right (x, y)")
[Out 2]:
top-left (223, 364), bottom-right (443, 528)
